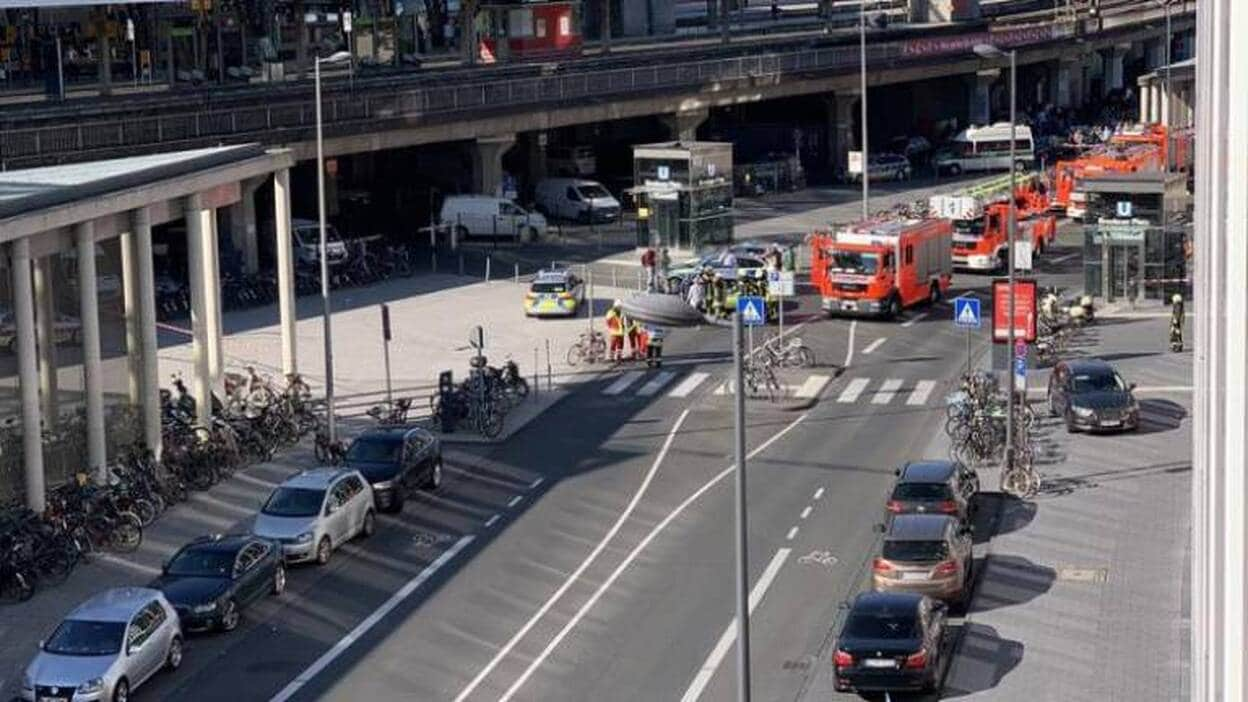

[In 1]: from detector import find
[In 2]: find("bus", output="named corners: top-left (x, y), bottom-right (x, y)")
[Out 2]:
top-left (934, 123), bottom-right (1035, 175)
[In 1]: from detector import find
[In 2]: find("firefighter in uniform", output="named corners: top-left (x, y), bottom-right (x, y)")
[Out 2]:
top-left (605, 301), bottom-right (626, 362)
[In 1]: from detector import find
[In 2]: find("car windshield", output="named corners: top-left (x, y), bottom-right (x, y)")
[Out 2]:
top-left (346, 439), bottom-right (402, 464)
top-left (843, 612), bottom-right (919, 640)
top-left (166, 548), bottom-right (235, 577)
top-left (577, 185), bottom-right (610, 199)
top-left (830, 252), bottom-right (880, 275)
top-left (531, 281), bottom-right (569, 294)
top-left (883, 539), bottom-right (949, 562)
top-left (953, 219), bottom-right (986, 237)
top-left (44, 620), bottom-right (126, 656)
top-left (892, 483), bottom-right (953, 501)
top-left (1072, 371), bottom-right (1126, 394)
top-left (262, 487), bottom-right (325, 517)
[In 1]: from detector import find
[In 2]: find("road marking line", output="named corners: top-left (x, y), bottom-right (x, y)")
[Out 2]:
top-left (602, 371), bottom-right (644, 395)
top-left (507, 495), bottom-right (523, 508)
top-left (497, 416), bottom-right (808, 702)
top-left (270, 535), bottom-right (475, 702)
top-left (901, 312), bottom-right (928, 328)
top-left (94, 552), bottom-right (161, 577)
top-left (233, 472), bottom-right (280, 489)
top-left (799, 506), bottom-right (812, 520)
top-left (843, 320), bottom-right (858, 367)
top-left (453, 409), bottom-right (691, 702)
top-left (679, 548), bottom-right (793, 702)
top-left (485, 514), bottom-right (501, 528)
top-left (907, 380), bottom-right (937, 406)
top-left (813, 487), bottom-right (825, 500)
top-left (669, 371), bottom-right (710, 398)
top-left (529, 477), bottom-right (545, 489)
top-left (837, 377), bottom-right (870, 403)
top-left (637, 371), bottom-right (677, 397)
top-left (1051, 252), bottom-right (1080, 264)
top-left (713, 382), bottom-right (732, 396)
top-left (872, 378), bottom-right (904, 404)
top-left (1135, 385), bottom-right (1193, 392)
top-left (862, 338), bottom-right (887, 355)
top-left (793, 374), bottom-right (831, 399)
top-left (786, 526), bottom-right (799, 541)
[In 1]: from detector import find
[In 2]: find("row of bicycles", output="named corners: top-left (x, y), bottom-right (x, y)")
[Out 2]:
top-left (945, 371), bottom-right (1041, 498)
top-left (742, 335), bottom-right (817, 402)
top-left (1035, 288), bottom-right (1096, 366)
top-left (431, 356), bottom-right (530, 438)
top-left (0, 369), bottom-right (320, 604)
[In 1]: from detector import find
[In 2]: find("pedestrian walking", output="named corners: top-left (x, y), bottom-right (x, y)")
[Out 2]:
top-left (641, 247), bottom-right (657, 292)
top-left (659, 247), bottom-right (671, 293)
top-left (687, 274), bottom-right (706, 312)
top-left (606, 300), bottom-right (626, 362)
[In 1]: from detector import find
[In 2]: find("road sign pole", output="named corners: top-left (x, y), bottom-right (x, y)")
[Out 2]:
top-left (966, 326), bottom-right (972, 379)
top-left (778, 288), bottom-right (785, 339)
top-left (732, 313), bottom-right (752, 702)
top-left (381, 304), bottom-right (393, 405)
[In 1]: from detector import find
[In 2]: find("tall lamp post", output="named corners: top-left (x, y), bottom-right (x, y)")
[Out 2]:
top-left (973, 43), bottom-right (1018, 470)
top-left (859, 0), bottom-right (870, 220)
top-left (1156, 0), bottom-right (1174, 170)
top-left (315, 50), bottom-right (351, 443)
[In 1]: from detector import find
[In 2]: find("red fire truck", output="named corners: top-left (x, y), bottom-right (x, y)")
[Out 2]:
top-left (811, 218), bottom-right (953, 319)
top-left (930, 174), bottom-right (1057, 272)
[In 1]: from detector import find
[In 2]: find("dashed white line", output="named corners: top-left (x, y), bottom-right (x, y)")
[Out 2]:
top-left (495, 414), bottom-right (808, 702)
top-left (271, 535), bottom-right (476, 702)
top-left (901, 312), bottom-right (928, 328)
top-left (507, 495), bottom-right (523, 508)
top-left (862, 338), bottom-right (887, 355)
top-left (844, 320), bottom-right (858, 367)
top-left (813, 487), bottom-right (825, 500)
top-left (679, 548), bottom-right (793, 702)
top-left (786, 526), bottom-right (799, 541)
top-left (453, 409), bottom-right (692, 702)
top-left (529, 477), bottom-right (545, 489)
top-left (799, 506), bottom-right (812, 520)
top-left (485, 514), bottom-right (501, 528)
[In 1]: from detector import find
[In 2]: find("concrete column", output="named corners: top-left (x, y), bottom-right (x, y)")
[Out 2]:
top-left (98, 32), bottom-right (112, 95)
top-left (661, 109), bottom-right (709, 143)
top-left (1192, 1), bottom-right (1248, 699)
top-left (969, 69), bottom-right (999, 125)
top-left (33, 257), bottom-right (58, 430)
top-left (12, 239), bottom-right (45, 512)
top-left (132, 208), bottom-right (161, 457)
top-left (120, 231), bottom-right (141, 406)
top-left (240, 178), bottom-right (264, 274)
top-left (1071, 63), bottom-right (1087, 110)
top-left (1052, 59), bottom-right (1074, 109)
top-left (203, 208), bottom-right (223, 384)
top-left (826, 92), bottom-right (857, 172)
top-left (473, 134), bottom-right (517, 196)
top-left (274, 169), bottom-right (298, 377)
top-left (1138, 77), bottom-right (1152, 122)
top-left (74, 222), bottom-right (107, 482)
top-left (1159, 87), bottom-right (1170, 129)
top-left (1102, 46), bottom-right (1126, 96)
top-left (185, 194), bottom-right (213, 427)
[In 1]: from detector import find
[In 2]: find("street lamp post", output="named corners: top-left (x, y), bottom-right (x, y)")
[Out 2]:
top-left (315, 50), bottom-right (350, 443)
top-left (974, 43), bottom-right (1017, 471)
top-left (859, 0), bottom-right (869, 220)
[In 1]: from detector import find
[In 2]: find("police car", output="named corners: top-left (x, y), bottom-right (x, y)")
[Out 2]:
top-left (524, 269), bottom-right (585, 317)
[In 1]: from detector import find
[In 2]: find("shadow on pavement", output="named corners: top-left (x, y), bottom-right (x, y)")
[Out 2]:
top-left (1036, 460), bottom-right (1190, 498)
top-left (970, 493), bottom-right (1036, 545)
top-left (938, 623), bottom-right (1025, 699)
top-left (966, 554), bottom-right (1056, 615)
top-left (1137, 399), bottom-right (1187, 434)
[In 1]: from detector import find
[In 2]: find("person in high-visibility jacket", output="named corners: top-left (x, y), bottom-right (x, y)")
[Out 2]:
top-left (625, 314), bottom-right (642, 360)
top-left (605, 301), bottom-right (626, 362)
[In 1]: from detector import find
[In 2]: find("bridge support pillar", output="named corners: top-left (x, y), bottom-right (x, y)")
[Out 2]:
top-left (33, 256), bottom-right (58, 432)
top-left (1102, 45), bottom-right (1128, 96)
top-left (824, 92), bottom-right (857, 175)
top-left (1050, 59), bottom-right (1075, 109)
top-left (968, 69), bottom-right (998, 126)
top-left (473, 134), bottom-right (516, 197)
top-left (661, 109), bottom-right (709, 143)
top-left (230, 177), bottom-right (265, 275)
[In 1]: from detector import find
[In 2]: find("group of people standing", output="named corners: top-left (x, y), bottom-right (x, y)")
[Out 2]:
top-left (604, 300), bottom-right (665, 367)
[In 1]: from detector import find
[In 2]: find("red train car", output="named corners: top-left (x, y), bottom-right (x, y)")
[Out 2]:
top-left (479, 1), bottom-right (583, 63)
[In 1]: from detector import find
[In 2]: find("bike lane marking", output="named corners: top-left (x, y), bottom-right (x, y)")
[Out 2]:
top-left (862, 337), bottom-right (887, 355)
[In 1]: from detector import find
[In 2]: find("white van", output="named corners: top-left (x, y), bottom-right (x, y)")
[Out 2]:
top-left (440, 195), bottom-right (547, 242)
top-left (934, 122), bottom-right (1035, 175)
top-left (292, 218), bottom-right (349, 268)
top-left (534, 178), bottom-right (622, 224)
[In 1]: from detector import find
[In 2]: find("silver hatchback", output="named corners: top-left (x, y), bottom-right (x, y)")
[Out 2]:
top-left (21, 587), bottom-right (183, 702)
top-left (252, 468), bottom-right (377, 565)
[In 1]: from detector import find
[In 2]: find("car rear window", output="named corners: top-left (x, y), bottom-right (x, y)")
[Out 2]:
top-left (882, 539), bottom-right (949, 562)
top-left (530, 282), bottom-right (568, 294)
top-left (843, 612), bottom-right (919, 639)
top-left (892, 482), bottom-right (954, 501)
top-left (346, 438), bottom-right (402, 464)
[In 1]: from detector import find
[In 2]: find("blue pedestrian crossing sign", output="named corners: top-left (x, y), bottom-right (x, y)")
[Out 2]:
top-left (737, 296), bottom-right (767, 326)
top-left (953, 297), bottom-right (981, 329)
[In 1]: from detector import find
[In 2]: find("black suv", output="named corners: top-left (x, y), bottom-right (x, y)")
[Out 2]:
top-left (886, 460), bottom-right (979, 524)
top-left (344, 426), bottom-right (442, 513)
top-left (151, 534), bottom-right (285, 633)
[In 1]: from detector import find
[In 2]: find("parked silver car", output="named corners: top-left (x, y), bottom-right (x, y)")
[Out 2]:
top-left (252, 468), bottom-right (377, 566)
top-left (21, 588), bottom-right (183, 702)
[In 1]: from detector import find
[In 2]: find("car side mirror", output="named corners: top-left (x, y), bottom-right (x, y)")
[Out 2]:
top-left (872, 523), bottom-right (887, 534)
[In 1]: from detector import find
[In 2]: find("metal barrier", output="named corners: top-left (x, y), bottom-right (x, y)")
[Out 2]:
top-left (0, 10), bottom-right (1172, 166)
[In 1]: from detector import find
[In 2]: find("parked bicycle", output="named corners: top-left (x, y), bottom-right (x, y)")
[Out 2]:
top-left (566, 330), bottom-right (609, 366)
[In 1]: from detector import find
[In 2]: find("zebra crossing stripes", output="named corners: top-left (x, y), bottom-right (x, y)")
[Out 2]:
top-left (906, 380), bottom-right (936, 406)
top-left (668, 372), bottom-right (710, 398)
top-left (837, 378), bottom-right (871, 403)
top-left (871, 379), bottom-right (904, 405)
top-left (637, 371), bottom-right (677, 397)
top-left (602, 371), bottom-right (645, 396)
top-left (794, 375), bottom-right (831, 399)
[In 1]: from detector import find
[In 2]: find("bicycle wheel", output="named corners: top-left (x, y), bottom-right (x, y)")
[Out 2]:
top-left (787, 346), bottom-right (816, 368)
top-left (130, 498), bottom-right (158, 527)
top-left (109, 513), bottom-right (143, 553)
top-left (477, 405), bottom-right (505, 439)
top-left (512, 377), bottom-right (530, 399)
top-left (0, 570), bottom-right (34, 604)
top-left (33, 547), bottom-right (73, 587)
top-left (763, 366), bottom-right (782, 401)
top-left (566, 343), bottom-right (585, 367)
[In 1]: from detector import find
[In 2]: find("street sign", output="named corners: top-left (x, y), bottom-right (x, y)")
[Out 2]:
top-left (1013, 354), bottom-right (1027, 392)
top-left (953, 297), bottom-right (981, 329)
top-left (847, 150), bottom-right (864, 175)
top-left (1014, 339), bottom-right (1027, 358)
top-left (767, 270), bottom-right (795, 296)
top-left (657, 165), bottom-right (671, 181)
top-left (992, 278), bottom-right (1038, 343)
top-left (737, 296), bottom-right (767, 326)
top-left (1116, 200), bottom-right (1133, 218)
top-left (1013, 239), bottom-right (1033, 271)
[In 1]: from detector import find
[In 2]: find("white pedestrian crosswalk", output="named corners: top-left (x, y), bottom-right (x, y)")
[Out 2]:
top-left (596, 370), bottom-right (943, 407)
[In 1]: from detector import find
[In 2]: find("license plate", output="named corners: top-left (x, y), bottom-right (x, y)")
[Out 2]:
top-left (901, 571), bottom-right (928, 581)
top-left (1101, 419), bottom-right (1121, 427)
top-left (863, 659), bottom-right (896, 669)
top-left (843, 301), bottom-right (858, 311)
top-left (39, 697), bottom-right (69, 702)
